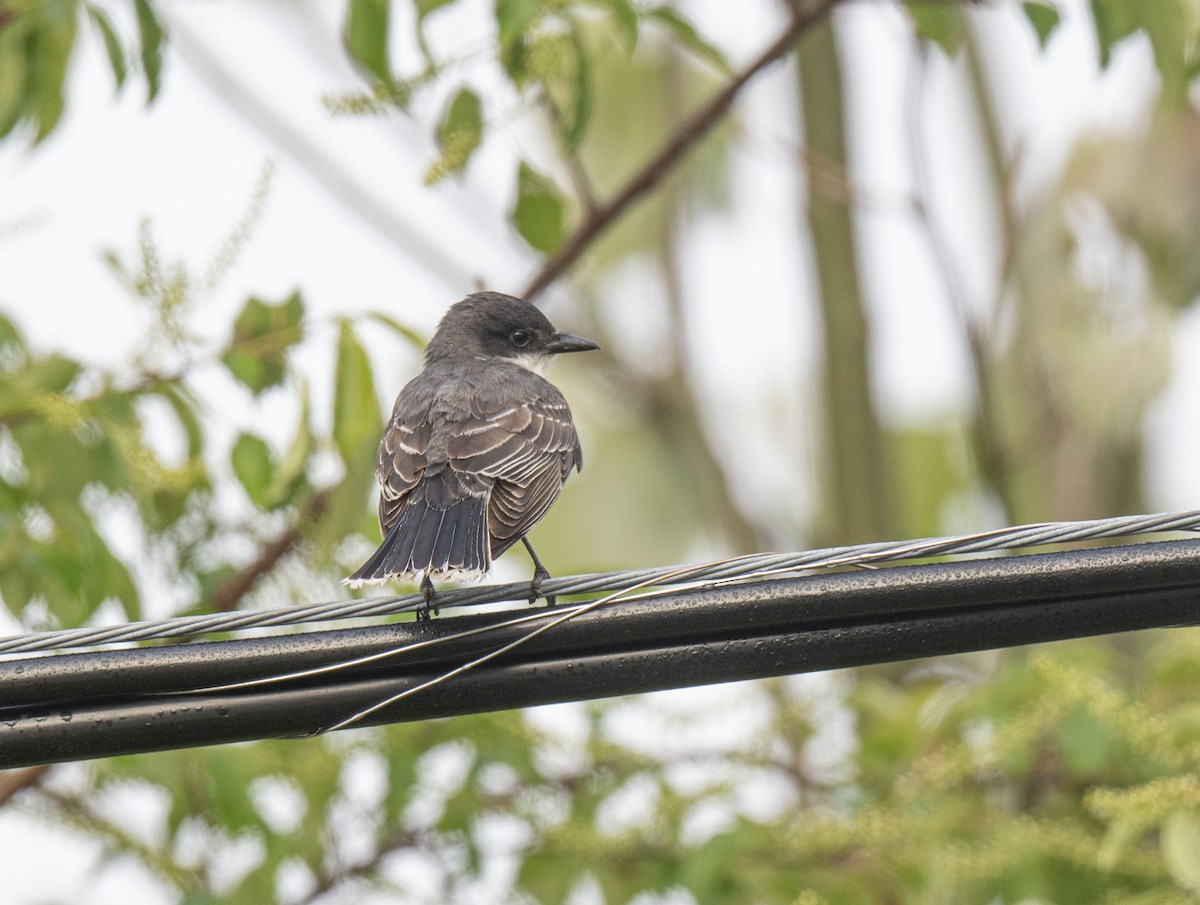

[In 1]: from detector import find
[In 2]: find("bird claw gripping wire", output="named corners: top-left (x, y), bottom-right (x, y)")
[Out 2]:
top-left (522, 537), bottom-right (555, 605)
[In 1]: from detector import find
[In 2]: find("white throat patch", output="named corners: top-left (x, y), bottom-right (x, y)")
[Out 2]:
top-left (512, 353), bottom-right (550, 376)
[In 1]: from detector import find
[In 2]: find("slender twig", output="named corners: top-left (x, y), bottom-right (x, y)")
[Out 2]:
top-left (0, 765), bottom-right (51, 807)
top-left (209, 487), bottom-right (331, 612)
top-left (541, 93), bottom-right (600, 215)
top-left (905, 45), bottom-right (976, 333)
top-left (902, 40), bottom-right (1015, 518)
top-left (295, 826), bottom-right (427, 905)
top-left (521, 0), bottom-right (842, 301)
top-left (33, 786), bottom-right (204, 889)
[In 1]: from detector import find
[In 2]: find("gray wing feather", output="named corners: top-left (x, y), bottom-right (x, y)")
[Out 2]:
top-left (373, 366), bottom-right (582, 570)
top-left (447, 386), bottom-right (581, 555)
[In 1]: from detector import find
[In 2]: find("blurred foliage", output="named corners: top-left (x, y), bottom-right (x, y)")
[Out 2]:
top-left (983, 107), bottom-right (1200, 522)
top-left (4, 2), bottom-right (1200, 905)
top-left (18, 637), bottom-right (1200, 904)
top-left (0, 0), bottom-right (164, 142)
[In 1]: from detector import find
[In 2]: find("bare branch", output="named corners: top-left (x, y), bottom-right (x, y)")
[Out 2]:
top-left (541, 93), bottom-right (600, 216)
top-left (209, 488), bottom-right (331, 612)
top-left (521, 0), bottom-right (842, 301)
top-left (295, 826), bottom-right (426, 905)
top-left (903, 40), bottom-right (1013, 517)
top-left (0, 765), bottom-right (51, 807)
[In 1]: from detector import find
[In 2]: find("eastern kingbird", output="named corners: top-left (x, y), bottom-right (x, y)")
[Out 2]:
top-left (345, 291), bottom-right (598, 607)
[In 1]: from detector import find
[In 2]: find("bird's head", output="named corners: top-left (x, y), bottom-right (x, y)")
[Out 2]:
top-left (425, 292), bottom-right (599, 373)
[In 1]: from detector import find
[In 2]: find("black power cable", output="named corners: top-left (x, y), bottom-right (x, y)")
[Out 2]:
top-left (2, 540), bottom-right (1200, 769)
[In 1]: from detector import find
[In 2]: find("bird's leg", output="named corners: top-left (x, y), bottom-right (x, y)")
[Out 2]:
top-left (418, 574), bottom-right (438, 621)
top-left (521, 537), bottom-right (554, 605)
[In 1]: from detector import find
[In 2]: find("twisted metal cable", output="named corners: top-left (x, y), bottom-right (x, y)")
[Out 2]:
top-left (3, 509), bottom-right (1200, 657)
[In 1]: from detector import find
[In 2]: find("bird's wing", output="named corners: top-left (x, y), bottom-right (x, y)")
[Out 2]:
top-left (376, 414), bottom-right (434, 533)
top-left (448, 390), bottom-right (582, 553)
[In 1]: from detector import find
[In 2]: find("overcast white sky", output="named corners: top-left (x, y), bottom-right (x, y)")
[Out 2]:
top-left (2, 1), bottom-right (1197, 902)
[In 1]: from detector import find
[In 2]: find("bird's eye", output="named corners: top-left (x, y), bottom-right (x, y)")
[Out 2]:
top-left (511, 330), bottom-right (530, 347)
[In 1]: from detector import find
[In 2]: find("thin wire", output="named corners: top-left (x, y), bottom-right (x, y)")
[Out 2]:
top-left (3, 509), bottom-right (1200, 657)
top-left (182, 560), bottom-right (747, 700)
top-left (319, 563), bottom-right (704, 732)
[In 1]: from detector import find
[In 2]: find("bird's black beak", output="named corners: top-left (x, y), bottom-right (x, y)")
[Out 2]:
top-left (546, 331), bottom-right (600, 354)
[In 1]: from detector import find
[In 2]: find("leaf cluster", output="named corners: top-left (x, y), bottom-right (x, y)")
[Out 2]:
top-left (1, 0), bottom-right (163, 143)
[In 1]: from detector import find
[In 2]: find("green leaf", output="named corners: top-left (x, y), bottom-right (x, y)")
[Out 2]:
top-left (1138, 0), bottom-right (1189, 107)
top-left (0, 312), bottom-right (25, 358)
top-left (1088, 0), bottom-right (1190, 102)
top-left (1057, 706), bottom-right (1114, 776)
top-left (606, 0), bottom-right (639, 53)
top-left (366, 311), bottom-right (427, 350)
top-left (97, 537), bottom-right (140, 620)
top-left (518, 850), bottom-right (577, 905)
top-left (907, 5), bottom-right (966, 56)
top-left (148, 382), bottom-right (204, 458)
top-left (312, 459), bottom-right (378, 562)
top-left (561, 22), bottom-right (593, 152)
top-left (332, 320), bottom-right (381, 467)
top-left (0, 29), bottom-right (26, 140)
top-left (427, 87), bottom-right (483, 182)
top-left (264, 381), bottom-right (313, 507)
top-left (344, 0), bottom-right (392, 83)
top-left (231, 433), bottom-right (274, 509)
top-left (134, 0), bottom-right (164, 103)
top-left (1097, 817), bottom-right (1142, 870)
top-left (511, 161), bottom-right (566, 254)
top-left (27, 1), bottom-right (77, 142)
top-left (201, 748), bottom-right (261, 830)
top-left (85, 4), bottom-right (127, 90)
top-left (319, 325), bottom-right (383, 556)
top-left (41, 501), bottom-right (139, 625)
top-left (1163, 811), bottom-right (1200, 893)
top-left (384, 743), bottom-right (419, 822)
top-left (413, 0), bottom-right (457, 65)
top-left (220, 292), bottom-right (305, 395)
top-left (1022, 2), bottom-right (1061, 49)
top-left (496, 0), bottom-right (542, 77)
top-left (28, 354), bottom-right (81, 394)
top-left (1090, 0), bottom-right (1138, 69)
top-left (681, 830), bottom-right (742, 900)
top-left (180, 893), bottom-right (220, 905)
top-left (416, 0), bottom-right (456, 20)
top-left (645, 7), bottom-right (731, 75)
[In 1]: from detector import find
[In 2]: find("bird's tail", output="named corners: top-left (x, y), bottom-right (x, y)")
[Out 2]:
top-left (344, 496), bottom-right (491, 587)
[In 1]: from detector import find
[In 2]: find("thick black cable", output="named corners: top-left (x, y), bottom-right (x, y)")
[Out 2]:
top-left (2, 540), bottom-right (1200, 768)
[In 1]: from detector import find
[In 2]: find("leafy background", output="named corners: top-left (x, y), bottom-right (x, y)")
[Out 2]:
top-left (3, 0), bottom-right (1200, 903)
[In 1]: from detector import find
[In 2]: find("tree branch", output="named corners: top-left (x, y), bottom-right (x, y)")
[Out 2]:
top-left (521, 0), bottom-right (842, 301)
top-left (296, 826), bottom-right (427, 905)
top-left (903, 41), bottom-right (1015, 520)
top-left (209, 488), bottom-right (331, 612)
top-left (0, 764), bottom-right (50, 807)
top-left (34, 786), bottom-right (203, 888)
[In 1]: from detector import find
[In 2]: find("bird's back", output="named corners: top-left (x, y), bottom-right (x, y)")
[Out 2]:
top-left (345, 291), bottom-right (595, 590)
top-left (346, 360), bottom-right (581, 585)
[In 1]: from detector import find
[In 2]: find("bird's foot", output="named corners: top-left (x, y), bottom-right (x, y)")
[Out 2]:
top-left (418, 574), bottom-right (439, 622)
top-left (520, 537), bottom-right (555, 606)
top-left (529, 564), bottom-right (554, 606)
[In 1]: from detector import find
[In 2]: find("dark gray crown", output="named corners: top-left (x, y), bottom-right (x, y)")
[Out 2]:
top-left (425, 292), bottom-right (598, 363)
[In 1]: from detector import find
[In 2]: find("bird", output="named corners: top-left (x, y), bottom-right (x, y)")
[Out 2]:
top-left (345, 291), bottom-right (599, 612)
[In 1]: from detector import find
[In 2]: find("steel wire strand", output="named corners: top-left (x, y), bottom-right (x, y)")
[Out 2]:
top-left (6, 539), bottom-right (1200, 769)
top-left (3, 509), bottom-right (1200, 657)
top-left (300, 515), bottom-right (1200, 730)
top-left (178, 561), bottom-right (724, 729)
